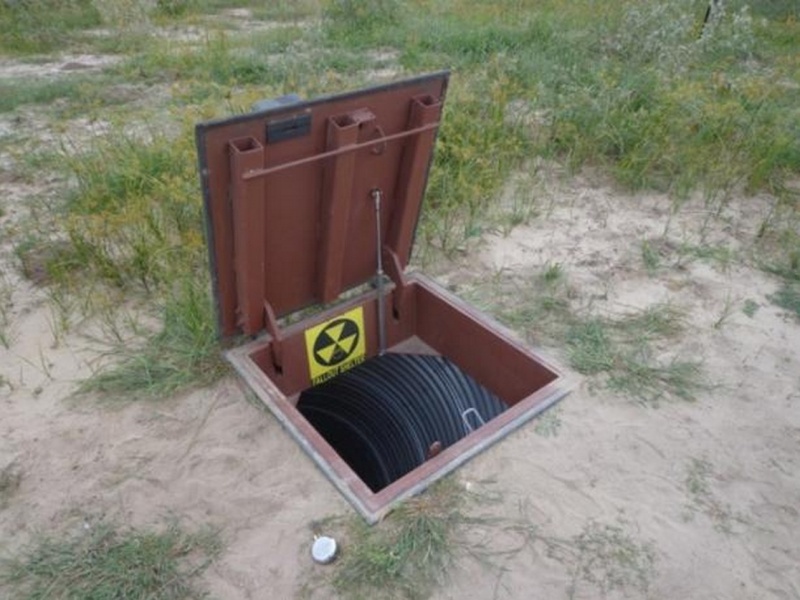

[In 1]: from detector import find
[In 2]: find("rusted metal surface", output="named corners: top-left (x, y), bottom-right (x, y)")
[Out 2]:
top-left (198, 72), bottom-right (570, 523)
top-left (241, 122), bottom-right (441, 181)
top-left (227, 275), bottom-right (567, 523)
top-left (196, 72), bottom-right (449, 338)
top-left (243, 276), bottom-right (559, 400)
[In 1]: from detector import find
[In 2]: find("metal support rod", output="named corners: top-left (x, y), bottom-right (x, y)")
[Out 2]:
top-left (242, 122), bottom-right (440, 180)
top-left (372, 188), bottom-right (387, 356)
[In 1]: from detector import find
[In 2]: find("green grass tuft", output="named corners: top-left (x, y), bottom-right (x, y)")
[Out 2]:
top-left (0, 271), bottom-right (12, 349)
top-left (742, 299), bottom-right (759, 318)
top-left (51, 126), bottom-right (205, 293)
top-left (683, 457), bottom-right (742, 533)
top-left (0, 77), bottom-right (100, 114)
top-left (0, 0), bottom-right (101, 54)
top-left (78, 277), bottom-right (226, 400)
top-left (614, 304), bottom-right (686, 341)
top-left (769, 283), bottom-right (800, 321)
top-left (494, 268), bottom-right (702, 404)
top-left (331, 478), bottom-right (465, 600)
top-left (567, 306), bottom-right (702, 404)
top-left (0, 521), bottom-right (220, 600)
top-left (566, 521), bottom-right (657, 598)
top-left (763, 230), bottom-right (800, 282)
top-left (567, 320), bottom-right (615, 375)
top-left (0, 462), bottom-right (22, 510)
top-left (641, 240), bottom-right (662, 275)
top-left (323, 0), bottom-right (404, 45)
top-left (153, 0), bottom-right (194, 18)
top-left (608, 354), bottom-right (703, 403)
top-left (421, 72), bottom-right (531, 253)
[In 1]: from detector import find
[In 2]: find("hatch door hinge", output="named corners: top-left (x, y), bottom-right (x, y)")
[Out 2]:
top-left (263, 300), bottom-right (284, 372)
top-left (382, 247), bottom-right (408, 319)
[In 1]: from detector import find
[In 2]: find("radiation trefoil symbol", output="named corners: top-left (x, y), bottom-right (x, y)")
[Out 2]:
top-left (305, 306), bottom-right (367, 385)
top-left (313, 318), bottom-right (360, 367)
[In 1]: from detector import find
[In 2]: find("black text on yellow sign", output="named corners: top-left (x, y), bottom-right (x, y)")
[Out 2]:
top-left (305, 306), bottom-right (366, 385)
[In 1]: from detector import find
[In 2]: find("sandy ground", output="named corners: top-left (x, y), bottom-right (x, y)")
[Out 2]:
top-left (2, 158), bottom-right (799, 599)
top-left (1, 25), bottom-right (799, 600)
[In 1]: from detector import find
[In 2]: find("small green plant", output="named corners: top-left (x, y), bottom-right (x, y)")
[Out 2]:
top-left (614, 304), bottom-right (686, 340)
top-left (641, 240), bottom-right (661, 275)
top-left (496, 173), bottom-right (541, 235)
top-left (565, 521), bottom-right (657, 599)
top-left (533, 407), bottom-right (562, 437)
top-left (678, 243), bottom-right (735, 271)
top-left (492, 266), bottom-right (574, 345)
top-left (330, 478), bottom-right (466, 600)
top-left (541, 262), bottom-right (564, 285)
top-left (761, 230), bottom-right (800, 283)
top-left (607, 353), bottom-right (703, 404)
top-left (249, 0), bottom-right (319, 22)
top-left (155, 0), bottom-right (194, 18)
top-left (683, 457), bottom-right (743, 534)
top-left (769, 283), bottom-right (800, 321)
top-left (0, 462), bottom-right (22, 510)
top-left (566, 319), bottom-right (615, 375)
top-left (15, 237), bottom-right (72, 286)
top-left (566, 305), bottom-right (703, 404)
top-left (0, 521), bottom-right (220, 599)
top-left (713, 294), bottom-right (735, 329)
top-left (742, 299), bottom-right (759, 318)
top-left (0, 272), bottom-right (12, 349)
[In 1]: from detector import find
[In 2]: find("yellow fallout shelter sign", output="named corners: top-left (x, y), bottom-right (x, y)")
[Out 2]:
top-left (305, 306), bottom-right (366, 385)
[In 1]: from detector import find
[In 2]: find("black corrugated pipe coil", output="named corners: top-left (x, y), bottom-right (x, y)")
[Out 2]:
top-left (298, 353), bottom-right (507, 492)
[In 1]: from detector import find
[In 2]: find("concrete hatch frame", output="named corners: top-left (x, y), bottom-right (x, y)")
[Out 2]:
top-left (196, 71), bottom-right (570, 523)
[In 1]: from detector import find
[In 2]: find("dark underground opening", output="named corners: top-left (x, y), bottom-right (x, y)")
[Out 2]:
top-left (297, 353), bottom-right (508, 493)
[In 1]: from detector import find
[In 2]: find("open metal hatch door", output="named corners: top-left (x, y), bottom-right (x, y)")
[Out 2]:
top-left (196, 72), bottom-right (569, 523)
top-left (197, 71), bottom-right (449, 339)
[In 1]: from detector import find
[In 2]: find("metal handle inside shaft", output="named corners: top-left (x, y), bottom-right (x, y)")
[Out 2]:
top-left (373, 189), bottom-right (387, 355)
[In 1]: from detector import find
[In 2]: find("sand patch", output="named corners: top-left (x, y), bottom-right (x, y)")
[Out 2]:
top-left (2, 166), bottom-right (798, 598)
top-left (0, 54), bottom-right (121, 79)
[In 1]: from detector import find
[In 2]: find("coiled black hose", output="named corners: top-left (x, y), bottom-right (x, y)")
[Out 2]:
top-left (298, 353), bottom-right (507, 492)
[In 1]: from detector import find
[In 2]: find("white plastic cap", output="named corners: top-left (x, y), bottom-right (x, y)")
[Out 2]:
top-left (311, 536), bottom-right (337, 564)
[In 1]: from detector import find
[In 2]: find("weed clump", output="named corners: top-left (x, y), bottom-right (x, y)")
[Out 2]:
top-left (763, 228), bottom-right (800, 319)
top-left (567, 306), bottom-right (702, 404)
top-left (492, 268), bottom-right (703, 404)
top-left (330, 478), bottom-right (465, 600)
top-left (323, 0), bottom-right (404, 44)
top-left (79, 277), bottom-right (225, 400)
top-left (421, 71), bottom-right (531, 253)
top-left (565, 521), bottom-right (657, 598)
top-left (769, 283), bottom-right (800, 321)
top-left (683, 457), bottom-right (744, 533)
top-left (0, 0), bottom-right (101, 54)
top-left (60, 129), bottom-right (203, 292)
top-left (0, 462), bottom-right (22, 510)
top-left (27, 122), bottom-right (225, 400)
top-left (154, 0), bottom-right (194, 18)
top-left (0, 521), bottom-right (220, 599)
